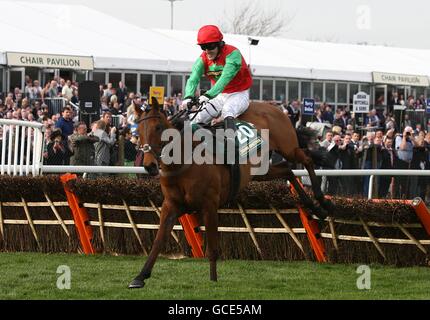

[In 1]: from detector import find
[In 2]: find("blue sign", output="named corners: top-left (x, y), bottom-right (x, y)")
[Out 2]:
top-left (303, 98), bottom-right (315, 115)
top-left (426, 99), bottom-right (430, 114)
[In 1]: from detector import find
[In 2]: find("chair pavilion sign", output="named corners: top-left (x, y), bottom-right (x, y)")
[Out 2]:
top-left (6, 52), bottom-right (94, 70)
top-left (373, 72), bottom-right (430, 87)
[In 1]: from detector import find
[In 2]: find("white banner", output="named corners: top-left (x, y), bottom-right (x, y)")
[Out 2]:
top-left (353, 92), bottom-right (370, 113)
top-left (373, 72), bottom-right (429, 87)
top-left (6, 52), bottom-right (94, 70)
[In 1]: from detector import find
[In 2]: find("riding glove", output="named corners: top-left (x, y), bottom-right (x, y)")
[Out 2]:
top-left (181, 98), bottom-right (192, 109)
top-left (198, 95), bottom-right (210, 105)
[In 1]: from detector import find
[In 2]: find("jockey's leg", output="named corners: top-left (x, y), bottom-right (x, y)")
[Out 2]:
top-left (190, 97), bottom-right (223, 125)
top-left (221, 90), bottom-right (250, 120)
top-left (221, 90), bottom-right (250, 143)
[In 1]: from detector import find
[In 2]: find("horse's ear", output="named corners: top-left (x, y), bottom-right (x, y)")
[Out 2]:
top-left (134, 101), bottom-right (143, 117)
top-left (151, 97), bottom-right (160, 111)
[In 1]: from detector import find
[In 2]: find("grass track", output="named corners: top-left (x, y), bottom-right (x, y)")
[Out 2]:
top-left (0, 252), bottom-right (429, 300)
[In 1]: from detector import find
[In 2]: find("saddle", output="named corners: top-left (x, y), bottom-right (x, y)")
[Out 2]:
top-left (192, 119), bottom-right (264, 205)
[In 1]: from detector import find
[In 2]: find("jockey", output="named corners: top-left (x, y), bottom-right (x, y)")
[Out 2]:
top-left (182, 25), bottom-right (253, 134)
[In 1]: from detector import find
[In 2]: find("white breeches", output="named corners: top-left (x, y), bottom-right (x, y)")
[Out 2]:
top-left (191, 90), bottom-right (250, 124)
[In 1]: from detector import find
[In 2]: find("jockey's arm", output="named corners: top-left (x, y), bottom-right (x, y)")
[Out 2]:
top-left (205, 50), bottom-right (242, 99)
top-left (184, 57), bottom-right (205, 99)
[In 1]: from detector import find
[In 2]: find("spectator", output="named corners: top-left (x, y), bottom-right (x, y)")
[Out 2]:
top-left (71, 88), bottom-right (79, 105)
top-left (326, 133), bottom-right (342, 195)
top-left (314, 108), bottom-right (324, 123)
top-left (101, 96), bottom-right (110, 112)
top-left (163, 99), bottom-right (176, 120)
top-left (48, 80), bottom-right (58, 98)
top-left (61, 80), bottom-right (73, 101)
top-left (68, 122), bottom-right (99, 166)
top-left (41, 82), bottom-right (50, 103)
top-left (24, 80), bottom-right (34, 100)
top-left (33, 80), bottom-right (42, 99)
top-left (55, 106), bottom-right (74, 140)
top-left (93, 120), bottom-right (116, 170)
top-left (364, 109), bottom-right (380, 128)
top-left (320, 131), bottom-right (333, 149)
top-left (45, 129), bottom-right (71, 165)
top-left (410, 135), bottom-right (429, 199)
top-left (333, 109), bottom-right (345, 132)
top-left (110, 102), bottom-right (122, 115)
top-left (57, 78), bottom-right (65, 95)
top-left (122, 127), bottom-right (138, 165)
top-left (322, 104), bottom-right (334, 124)
top-left (338, 133), bottom-right (357, 195)
top-left (403, 114), bottom-right (412, 128)
top-left (379, 136), bottom-right (396, 197)
top-left (117, 81), bottom-right (127, 109)
top-left (394, 126), bottom-right (415, 198)
top-left (284, 100), bottom-right (301, 128)
top-left (104, 83), bottom-right (114, 99)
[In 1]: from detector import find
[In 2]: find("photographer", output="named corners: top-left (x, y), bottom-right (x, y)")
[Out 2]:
top-left (45, 129), bottom-right (72, 165)
top-left (394, 126), bottom-right (415, 198)
top-left (93, 120), bottom-right (117, 173)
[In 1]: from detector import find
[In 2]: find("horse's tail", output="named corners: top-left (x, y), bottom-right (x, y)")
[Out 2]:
top-left (295, 126), bottom-right (318, 149)
top-left (295, 126), bottom-right (335, 169)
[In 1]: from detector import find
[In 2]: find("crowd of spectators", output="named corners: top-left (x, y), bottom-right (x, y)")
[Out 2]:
top-left (282, 98), bottom-right (430, 200)
top-left (1, 76), bottom-right (429, 200)
top-left (0, 76), bottom-right (186, 173)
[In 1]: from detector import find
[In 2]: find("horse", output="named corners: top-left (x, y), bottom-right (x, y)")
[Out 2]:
top-left (128, 97), bottom-right (333, 288)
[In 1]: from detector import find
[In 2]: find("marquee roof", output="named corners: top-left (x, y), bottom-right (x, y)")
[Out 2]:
top-left (1, 1), bottom-right (430, 83)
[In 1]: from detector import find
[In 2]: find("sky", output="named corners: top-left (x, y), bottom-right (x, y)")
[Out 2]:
top-left (4, 0), bottom-right (430, 50)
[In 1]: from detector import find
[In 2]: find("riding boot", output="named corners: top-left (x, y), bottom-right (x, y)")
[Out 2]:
top-left (224, 116), bottom-right (236, 144)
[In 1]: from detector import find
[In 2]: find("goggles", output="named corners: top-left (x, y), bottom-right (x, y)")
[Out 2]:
top-left (200, 42), bottom-right (218, 51)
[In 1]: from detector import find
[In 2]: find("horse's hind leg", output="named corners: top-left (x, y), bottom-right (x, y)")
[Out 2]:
top-left (284, 168), bottom-right (323, 216)
top-left (274, 145), bottom-right (328, 218)
top-left (129, 200), bottom-right (179, 289)
top-left (294, 148), bottom-right (334, 215)
top-left (203, 199), bottom-right (219, 282)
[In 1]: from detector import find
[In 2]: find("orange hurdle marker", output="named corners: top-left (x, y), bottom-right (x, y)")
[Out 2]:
top-left (289, 180), bottom-right (327, 262)
top-left (60, 173), bottom-right (95, 255)
top-left (411, 198), bottom-right (430, 236)
top-left (179, 214), bottom-right (204, 258)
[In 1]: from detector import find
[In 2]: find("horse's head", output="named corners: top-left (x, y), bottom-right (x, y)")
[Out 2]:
top-left (135, 97), bottom-right (169, 176)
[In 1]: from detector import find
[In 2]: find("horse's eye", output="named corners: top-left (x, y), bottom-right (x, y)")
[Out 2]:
top-left (156, 125), bottom-right (162, 132)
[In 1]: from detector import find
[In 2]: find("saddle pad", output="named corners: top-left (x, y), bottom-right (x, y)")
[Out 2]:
top-left (190, 120), bottom-right (264, 161)
top-left (234, 121), bottom-right (264, 160)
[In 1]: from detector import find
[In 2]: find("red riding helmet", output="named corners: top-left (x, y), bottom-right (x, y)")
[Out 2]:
top-left (197, 25), bottom-right (223, 45)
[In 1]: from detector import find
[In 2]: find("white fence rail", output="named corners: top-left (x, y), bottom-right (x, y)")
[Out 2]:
top-left (0, 119), bottom-right (45, 176)
top-left (40, 166), bottom-right (429, 200)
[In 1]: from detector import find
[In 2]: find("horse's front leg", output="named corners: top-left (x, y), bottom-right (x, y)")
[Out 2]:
top-left (129, 200), bottom-right (180, 289)
top-left (203, 199), bottom-right (220, 282)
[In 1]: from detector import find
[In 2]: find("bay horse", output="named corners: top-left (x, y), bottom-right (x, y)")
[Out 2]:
top-left (128, 97), bottom-right (333, 288)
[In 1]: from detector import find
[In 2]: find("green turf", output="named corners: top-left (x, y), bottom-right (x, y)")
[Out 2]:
top-left (0, 252), bottom-right (429, 300)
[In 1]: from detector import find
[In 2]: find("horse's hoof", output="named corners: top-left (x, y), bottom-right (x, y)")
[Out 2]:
top-left (128, 278), bottom-right (145, 289)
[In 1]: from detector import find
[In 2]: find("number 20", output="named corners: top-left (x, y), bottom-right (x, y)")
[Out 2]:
top-left (237, 125), bottom-right (255, 144)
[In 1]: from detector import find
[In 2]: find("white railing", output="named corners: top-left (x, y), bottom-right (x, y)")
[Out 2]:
top-left (0, 119), bottom-right (45, 176)
top-left (38, 166), bottom-right (429, 200)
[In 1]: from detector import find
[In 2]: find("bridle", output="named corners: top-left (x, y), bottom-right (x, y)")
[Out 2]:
top-left (135, 113), bottom-right (165, 161)
top-left (135, 100), bottom-right (208, 163)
